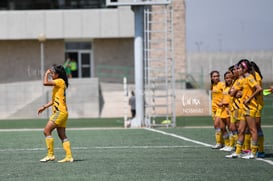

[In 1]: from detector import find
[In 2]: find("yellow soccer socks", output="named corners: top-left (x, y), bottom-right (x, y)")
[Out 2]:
top-left (235, 141), bottom-right (243, 155)
top-left (251, 140), bottom-right (259, 156)
top-left (63, 140), bottom-right (73, 158)
top-left (58, 139), bottom-right (74, 162)
top-left (41, 137), bottom-right (74, 162)
top-left (40, 136), bottom-right (55, 162)
top-left (229, 131), bottom-right (237, 148)
top-left (45, 136), bottom-right (54, 157)
top-left (243, 133), bottom-right (251, 151)
top-left (223, 132), bottom-right (230, 147)
top-left (215, 128), bottom-right (223, 145)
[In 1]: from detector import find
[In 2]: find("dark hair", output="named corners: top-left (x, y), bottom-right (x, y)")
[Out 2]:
top-left (224, 71), bottom-right (231, 87)
top-left (210, 70), bottom-right (220, 90)
top-left (238, 59), bottom-right (252, 73)
top-left (52, 65), bottom-right (69, 88)
top-left (250, 61), bottom-right (263, 79)
top-left (228, 65), bottom-right (234, 74)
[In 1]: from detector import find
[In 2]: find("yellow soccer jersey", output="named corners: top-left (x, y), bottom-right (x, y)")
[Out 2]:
top-left (242, 73), bottom-right (258, 110)
top-left (52, 78), bottom-right (67, 113)
top-left (220, 85), bottom-right (231, 118)
top-left (254, 71), bottom-right (264, 106)
top-left (231, 77), bottom-right (244, 110)
top-left (211, 81), bottom-right (225, 112)
top-left (222, 85), bottom-right (231, 107)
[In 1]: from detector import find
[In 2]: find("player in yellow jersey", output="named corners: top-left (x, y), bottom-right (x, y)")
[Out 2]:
top-left (226, 59), bottom-right (262, 159)
top-left (219, 71), bottom-right (233, 151)
top-left (251, 61), bottom-right (265, 158)
top-left (38, 65), bottom-right (74, 163)
top-left (226, 65), bottom-right (239, 151)
top-left (210, 70), bottom-right (225, 149)
top-left (224, 64), bottom-right (244, 155)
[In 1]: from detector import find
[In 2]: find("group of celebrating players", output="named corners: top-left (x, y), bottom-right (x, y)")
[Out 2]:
top-left (210, 59), bottom-right (269, 159)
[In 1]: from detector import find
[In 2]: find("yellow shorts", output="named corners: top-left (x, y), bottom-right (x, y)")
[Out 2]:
top-left (255, 104), bottom-right (263, 118)
top-left (243, 109), bottom-right (257, 118)
top-left (50, 111), bottom-right (68, 128)
top-left (231, 109), bottom-right (244, 123)
top-left (215, 108), bottom-right (222, 117)
top-left (256, 109), bottom-right (262, 118)
top-left (211, 110), bottom-right (216, 119)
top-left (220, 107), bottom-right (230, 119)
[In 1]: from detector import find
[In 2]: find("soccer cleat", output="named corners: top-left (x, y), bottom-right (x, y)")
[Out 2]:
top-left (219, 146), bottom-right (228, 151)
top-left (220, 146), bottom-right (233, 152)
top-left (225, 152), bottom-right (241, 158)
top-left (40, 155), bottom-right (55, 162)
top-left (256, 152), bottom-right (265, 158)
top-left (211, 143), bottom-right (223, 149)
top-left (58, 157), bottom-right (74, 163)
top-left (241, 153), bottom-right (255, 159)
top-left (225, 146), bottom-right (235, 152)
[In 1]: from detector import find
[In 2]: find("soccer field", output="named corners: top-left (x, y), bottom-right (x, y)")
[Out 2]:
top-left (1, 123), bottom-right (273, 181)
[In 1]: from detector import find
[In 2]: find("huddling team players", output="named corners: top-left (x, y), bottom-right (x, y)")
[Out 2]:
top-left (210, 59), bottom-right (266, 159)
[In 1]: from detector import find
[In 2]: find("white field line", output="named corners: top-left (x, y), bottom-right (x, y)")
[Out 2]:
top-left (145, 128), bottom-right (273, 166)
top-left (0, 127), bottom-right (125, 132)
top-left (1, 127), bottom-right (273, 166)
top-left (145, 128), bottom-right (212, 147)
top-left (0, 145), bottom-right (203, 152)
top-left (1, 125), bottom-right (273, 132)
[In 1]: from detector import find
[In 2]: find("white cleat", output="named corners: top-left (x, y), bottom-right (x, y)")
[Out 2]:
top-left (219, 146), bottom-right (229, 151)
top-left (211, 143), bottom-right (223, 149)
top-left (58, 157), bottom-right (74, 163)
top-left (241, 153), bottom-right (255, 159)
top-left (40, 155), bottom-right (55, 162)
top-left (225, 152), bottom-right (241, 158)
top-left (220, 146), bottom-right (235, 152)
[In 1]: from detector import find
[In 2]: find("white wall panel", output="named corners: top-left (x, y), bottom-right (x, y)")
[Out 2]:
top-left (63, 10), bottom-right (82, 38)
top-left (119, 9), bottom-right (134, 37)
top-left (100, 10), bottom-right (119, 37)
top-left (7, 12), bottom-right (27, 39)
top-left (0, 9), bottom-right (134, 40)
top-left (26, 12), bottom-right (45, 38)
top-left (46, 11), bottom-right (64, 38)
top-left (82, 10), bottom-right (100, 37)
top-left (0, 12), bottom-right (8, 38)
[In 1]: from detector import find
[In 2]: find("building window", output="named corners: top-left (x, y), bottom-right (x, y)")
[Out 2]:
top-left (0, 0), bottom-right (117, 10)
top-left (65, 42), bottom-right (93, 78)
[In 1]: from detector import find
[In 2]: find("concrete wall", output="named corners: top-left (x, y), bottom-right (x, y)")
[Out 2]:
top-left (173, 0), bottom-right (186, 79)
top-left (187, 51), bottom-right (273, 88)
top-left (0, 40), bottom-right (64, 83)
top-left (97, 86), bottom-right (211, 118)
top-left (149, 0), bottom-right (186, 80)
top-left (93, 38), bottom-right (134, 82)
top-left (0, 38), bottom-right (135, 83)
top-left (0, 9), bottom-right (134, 39)
top-left (0, 78), bottom-right (100, 119)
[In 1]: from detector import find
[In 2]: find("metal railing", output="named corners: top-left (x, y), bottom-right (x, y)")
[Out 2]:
top-left (96, 64), bottom-right (134, 83)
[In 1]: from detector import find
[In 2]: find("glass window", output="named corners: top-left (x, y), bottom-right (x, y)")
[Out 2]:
top-left (0, 0), bottom-right (116, 10)
top-left (65, 42), bottom-right (91, 50)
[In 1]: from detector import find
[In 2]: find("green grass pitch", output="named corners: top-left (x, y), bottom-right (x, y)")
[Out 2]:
top-left (0, 119), bottom-right (273, 181)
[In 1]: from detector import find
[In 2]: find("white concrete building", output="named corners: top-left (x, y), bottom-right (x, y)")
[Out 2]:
top-left (0, 1), bottom-right (135, 83)
top-left (0, 0), bottom-right (187, 119)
